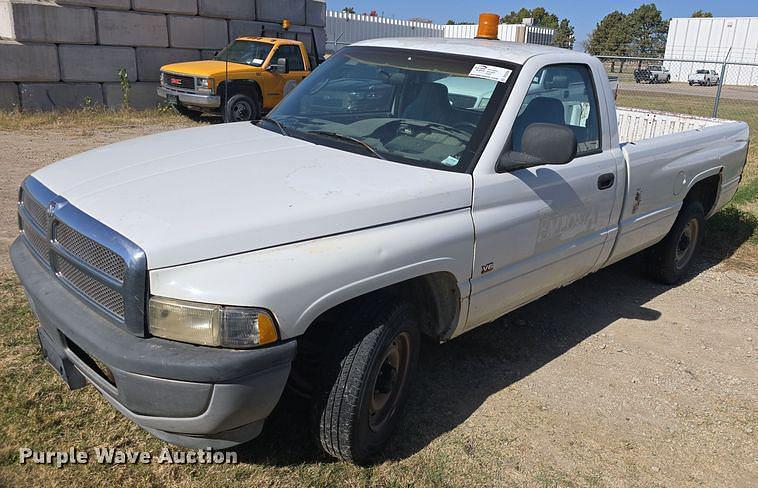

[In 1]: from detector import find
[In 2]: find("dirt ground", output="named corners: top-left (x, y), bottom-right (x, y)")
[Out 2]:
top-left (0, 123), bottom-right (756, 487)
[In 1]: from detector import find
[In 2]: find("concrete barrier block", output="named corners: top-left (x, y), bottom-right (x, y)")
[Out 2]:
top-left (57, 0), bottom-right (130, 9)
top-left (132, 0), bottom-right (197, 15)
top-left (0, 82), bottom-right (20, 110)
top-left (305, 0), bottom-right (325, 27)
top-left (59, 45), bottom-right (137, 82)
top-left (97, 10), bottom-right (168, 47)
top-left (0, 1), bottom-right (96, 44)
top-left (198, 0), bottom-right (254, 19)
top-left (296, 32), bottom-right (312, 55)
top-left (229, 19), bottom-right (297, 40)
top-left (19, 82), bottom-right (103, 111)
top-left (0, 41), bottom-right (60, 82)
top-left (103, 81), bottom-right (159, 109)
top-left (168, 15), bottom-right (228, 49)
top-left (256, 0), bottom-right (304, 25)
top-left (137, 47), bottom-right (200, 81)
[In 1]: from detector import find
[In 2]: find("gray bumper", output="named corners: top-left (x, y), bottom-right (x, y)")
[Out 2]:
top-left (11, 237), bottom-right (296, 449)
top-left (157, 86), bottom-right (221, 108)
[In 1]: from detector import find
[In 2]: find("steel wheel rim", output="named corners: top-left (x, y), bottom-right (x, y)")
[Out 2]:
top-left (675, 218), bottom-right (699, 270)
top-left (231, 100), bottom-right (252, 121)
top-left (368, 331), bottom-right (411, 432)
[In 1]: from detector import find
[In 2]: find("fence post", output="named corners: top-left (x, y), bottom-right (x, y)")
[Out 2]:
top-left (712, 47), bottom-right (732, 118)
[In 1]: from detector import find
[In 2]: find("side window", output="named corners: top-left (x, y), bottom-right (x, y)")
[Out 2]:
top-left (513, 64), bottom-right (601, 156)
top-left (275, 45), bottom-right (305, 71)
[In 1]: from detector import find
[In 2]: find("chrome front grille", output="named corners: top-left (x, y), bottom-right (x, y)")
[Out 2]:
top-left (18, 176), bottom-right (147, 335)
top-left (57, 259), bottom-right (126, 319)
top-left (21, 219), bottom-right (50, 262)
top-left (56, 223), bottom-right (126, 282)
top-left (22, 188), bottom-right (49, 230)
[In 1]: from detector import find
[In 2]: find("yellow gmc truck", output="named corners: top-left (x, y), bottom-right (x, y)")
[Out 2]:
top-left (158, 36), bottom-right (316, 122)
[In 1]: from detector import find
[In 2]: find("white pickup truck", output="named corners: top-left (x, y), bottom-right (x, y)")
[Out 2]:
top-left (12, 39), bottom-right (749, 462)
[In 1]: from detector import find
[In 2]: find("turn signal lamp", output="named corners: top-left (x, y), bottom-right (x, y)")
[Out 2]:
top-left (476, 13), bottom-right (500, 40)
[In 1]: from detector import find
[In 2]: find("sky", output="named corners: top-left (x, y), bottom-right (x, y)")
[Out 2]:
top-left (332, 1), bottom-right (758, 49)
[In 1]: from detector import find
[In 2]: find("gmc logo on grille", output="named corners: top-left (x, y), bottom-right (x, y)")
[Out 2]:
top-left (170, 78), bottom-right (182, 85)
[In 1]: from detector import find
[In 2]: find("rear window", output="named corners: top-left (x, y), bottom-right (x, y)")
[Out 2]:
top-left (697, 70), bottom-right (709, 74)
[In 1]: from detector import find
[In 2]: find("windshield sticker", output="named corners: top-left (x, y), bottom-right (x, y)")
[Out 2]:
top-left (252, 58), bottom-right (264, 65)
top-left (469, 64), bottom-right (512, 83)
top-left (441, 155), bottom-right (460, 167)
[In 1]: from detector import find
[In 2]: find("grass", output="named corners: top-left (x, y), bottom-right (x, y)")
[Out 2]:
top-left (0, 106), bottom-right (195, 131)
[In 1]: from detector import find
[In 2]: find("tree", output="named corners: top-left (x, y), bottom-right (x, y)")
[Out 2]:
top-left (551, 18), bottom-right (575, 49)
top-left (692, 10), bottom-right (713, 18)
top-left (341, 7), bottom-right (355, 14)
top-left (408, 17), bottom-right (433, 24)
top-left (584, 11), bottom-right (630, 55)
top-left (501, 7), bottom-right (559, 29)
top-left (625, 3), bottom-right (668, 57)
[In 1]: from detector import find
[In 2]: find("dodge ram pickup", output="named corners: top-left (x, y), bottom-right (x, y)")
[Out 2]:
top-left (12, 38), bottom-right (749, 463)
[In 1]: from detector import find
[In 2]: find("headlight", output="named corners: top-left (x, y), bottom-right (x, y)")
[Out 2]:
top-left (148, 297), bottom-right (278, 348)
top-left (196, 78), bottom-right (213, 93)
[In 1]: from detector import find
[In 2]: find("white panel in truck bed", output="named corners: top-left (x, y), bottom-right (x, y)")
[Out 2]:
top-left (617, 106), bottom-right (733, 144)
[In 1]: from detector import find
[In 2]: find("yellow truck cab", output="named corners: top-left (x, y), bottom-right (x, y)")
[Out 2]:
top-left (158, 37), bottom-right (314, 122)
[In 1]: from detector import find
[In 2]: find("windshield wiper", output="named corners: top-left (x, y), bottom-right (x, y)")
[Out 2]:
top-left (306, 130), bottom-right (386, 160)
top-left (257, 116), bottom-right (289, 136)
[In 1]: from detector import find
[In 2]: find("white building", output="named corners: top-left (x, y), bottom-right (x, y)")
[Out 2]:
top-left (325, 11), bottom-right (554, 52)
top-left (664, 17), bottom-right (758, 86)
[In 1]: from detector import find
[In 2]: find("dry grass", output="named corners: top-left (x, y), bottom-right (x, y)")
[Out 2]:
top-left (0, 107), bottom-right (195, 132)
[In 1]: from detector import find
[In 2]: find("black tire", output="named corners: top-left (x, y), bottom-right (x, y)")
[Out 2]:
top-left (224, 92), bottom-right (261, 122)
top-left (173, 104), bottom-right (206, 122)
top-left (645, 200), bottom-right (705, 285)
top-left (313, 300), bottom-right (420, 463)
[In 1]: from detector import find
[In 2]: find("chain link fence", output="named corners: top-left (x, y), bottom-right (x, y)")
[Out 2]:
top-left (597, 55), bottom-right (758, 125)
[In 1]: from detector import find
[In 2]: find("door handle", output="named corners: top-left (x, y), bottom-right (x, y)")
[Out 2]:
top-left (597, 173), bottom-right (615, 190)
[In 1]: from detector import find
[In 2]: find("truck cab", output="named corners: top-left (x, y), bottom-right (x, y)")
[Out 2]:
top-left (157, 37), bottom-right (314, 122)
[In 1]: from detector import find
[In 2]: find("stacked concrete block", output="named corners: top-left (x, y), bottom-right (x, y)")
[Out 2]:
top-left (198, 0), bottom-right (254, 19)
top-left (19, 83), bottom-right (103, 110)
top-left (0, 0), bottom-right (326, 111)
top-left (168, 15), bottom-right (227, 49)
top-left (136, 47), bottom-right (200, 81)
top-left (96, 10), bottom-right (169, 47)
top-left (103, 81), bottom-right (159, 109)
top-left (0, 1), bottom-right (96, 44)
top-left (131, 0), bottom-right (197, 15)
top-left (0, 82), bottom-right (20, 110)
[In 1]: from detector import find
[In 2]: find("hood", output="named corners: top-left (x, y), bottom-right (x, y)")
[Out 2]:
top-left (33, 123), bottom-right (472, 269)
top-left (161, 60), bottom-right (258, 78)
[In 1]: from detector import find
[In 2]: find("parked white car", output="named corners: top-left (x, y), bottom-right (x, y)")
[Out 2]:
top-left (689, 69), bottom-right (720, 86)
top-left (13, 38), bottom-right (749, 463)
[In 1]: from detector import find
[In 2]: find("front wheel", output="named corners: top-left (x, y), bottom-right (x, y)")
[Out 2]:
top-left (645, 201), bottom-right (705, 284)
top-left (224, 93), bottom-right (261, 122)
top-left (313, 301), bottom-right (420, 463)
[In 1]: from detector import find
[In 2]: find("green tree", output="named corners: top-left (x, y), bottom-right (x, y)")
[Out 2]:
top-left (692, 10), bottom-right (713, 18)
top-left (584, 11), bottom-right (630, 55)
top-left (551, 18), bottom-right (575, 49)
top-left (625, 3), bottom-right (669, 56)
top-left (501, 7), bottom-right (559, 28)
top-left (341, 7), bottom-right (355, 14)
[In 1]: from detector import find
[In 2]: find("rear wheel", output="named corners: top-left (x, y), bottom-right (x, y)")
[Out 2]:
top-left (312, 300), bottom-right (420, 463)
top-left (645, 200), bottom-right (705, 284)
top-left (224, 92), bottom-right (261, 122)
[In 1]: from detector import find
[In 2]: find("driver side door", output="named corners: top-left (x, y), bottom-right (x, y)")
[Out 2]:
top-left (466, 63), bottom-right (623, 329)
top-left (264, 44), bottom-right (309, 108)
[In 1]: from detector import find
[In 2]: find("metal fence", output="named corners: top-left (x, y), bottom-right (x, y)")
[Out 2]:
top-left (597, 55), bottom-right (758, 127)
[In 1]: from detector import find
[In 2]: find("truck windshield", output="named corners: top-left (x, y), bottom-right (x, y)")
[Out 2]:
top-left (215, 40), bottom-right (273, 67)
top-left (261, 46), bottom-right (518, 173)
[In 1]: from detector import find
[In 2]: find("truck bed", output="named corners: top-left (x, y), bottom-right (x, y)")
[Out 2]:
top-left (616, 106), bottom-right (735, 144)
top-left (603, 74), bottom-right (729, 143)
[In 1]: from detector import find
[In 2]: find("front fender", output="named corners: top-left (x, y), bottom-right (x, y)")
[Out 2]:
top-left (149, 209), bottom-right (474, 339)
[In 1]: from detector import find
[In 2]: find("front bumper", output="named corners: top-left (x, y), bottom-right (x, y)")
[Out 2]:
top-left (157, 86), bottom-right (221, 108)
top-left (11, 237), bottom-right (296, 449)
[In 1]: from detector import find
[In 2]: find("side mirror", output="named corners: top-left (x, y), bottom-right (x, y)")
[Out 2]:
top-left (497, 123), bottom-right (577, 172)
top-left (268, 57), bottom-right (289, 73)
